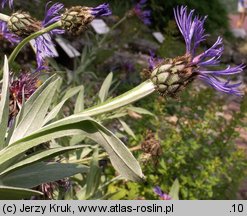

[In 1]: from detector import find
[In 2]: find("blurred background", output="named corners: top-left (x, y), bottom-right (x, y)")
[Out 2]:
top-left (2, 0), bottom-right (247, 200)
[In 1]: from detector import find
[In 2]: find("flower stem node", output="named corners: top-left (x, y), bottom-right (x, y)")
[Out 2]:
top-left (8, 12), bottom-right (41, 37)
top-left (150, 56), bottom-right (196, 97)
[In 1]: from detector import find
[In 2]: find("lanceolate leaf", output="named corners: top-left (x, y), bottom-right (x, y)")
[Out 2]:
top-left (43, 85), bottom-right (84, 125)
top-left (169, 179), bottom-right (180, 200)
top-left (119, 119), bottom-right (136, 140)
top-left (99, 72), bottom-right (113, 103)
top-left (0, 186), bottom-right (43, 200)
top-left (1, 162), bottom-right (88, 188)
top-left (0, 56), bottom-right (9, 149)
top-left (74, 86), bottom-right (84, 113)
top-left (0, 145), bottom-right (89, 176)
top-left (0, 116), bottom-right (144, 182)
top-left (9, 77), bottom-right (60, 143)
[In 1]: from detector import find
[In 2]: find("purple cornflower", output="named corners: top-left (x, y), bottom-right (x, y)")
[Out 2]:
top-left (154, 186), bottom-right (172, 200)
top-left (173, 6), bottom-right (244, 96)
top-left (90, 3), bottom-right (112, 17)
top-left (34, 2), bottom-right (64, 70)
top-left (133, 0), bottom-right (151, 25)
top-left (1, 0), bottom-right (13, 8)
top-left (0, 21), bottom-right (20, 44)
top-left (10, 72), bottom-right (38, 105)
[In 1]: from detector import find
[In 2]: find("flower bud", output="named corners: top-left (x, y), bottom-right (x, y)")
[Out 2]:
top-left (150, 55), bottom-right (196, 97)
top-left (61, 6), bottom-right (94, 35)
top-left (7, 11), bottom-right (41, 37)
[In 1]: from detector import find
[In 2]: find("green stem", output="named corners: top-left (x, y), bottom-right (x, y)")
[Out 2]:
top-left (8, 21), bottom-right (62, 66)
top-left (75, 79), bottom-right (155, 118)
top-left (98, 15), bottom-right (127, 47)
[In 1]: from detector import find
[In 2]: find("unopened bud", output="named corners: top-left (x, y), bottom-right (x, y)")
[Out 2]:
top-left (8, 11), bottom-right (41, 37)
top-left (150, 55), bottom-right (196, 97)
top-left (61, 6), bottom-right (94, 35)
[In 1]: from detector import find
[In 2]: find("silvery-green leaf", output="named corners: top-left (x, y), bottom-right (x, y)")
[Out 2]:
top-left (0, 145), bottom-right (89, 176)
top-left (127, 106), bottom-right (155, 117)
top-left (74, 86), bottom-right (84, 113)
top-left (99, 72), bottom-right (113, 103)
top-left (0, 56), bottom-right (9, 149)
top-left (119, 119), bottom-right (136, 140)
top-left (43, 85), bottom-right (84, 125)
top-left (169, 179), bottom-right (180, 200)
top-left (0, 116), bottom-right (144, 182)
top-left (1, 162), bottom-right (88, 188)
top-left (9, 77), bottom-right (60, 143)
top-left (14, 75), bottom-right (56, 127)
top-left (0, 186), bottom-right (43, 200)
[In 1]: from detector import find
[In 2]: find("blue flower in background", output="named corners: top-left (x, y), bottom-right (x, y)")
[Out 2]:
top-left (133, 0), bottom-right (151, 25)
top-left (1, 0), bottom-right (13, 8)
top-left (154, 186), bottom-right (172, 200)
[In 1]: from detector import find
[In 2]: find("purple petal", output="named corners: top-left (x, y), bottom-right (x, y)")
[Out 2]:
top-left (199, 64), bottom-right (245, 76)
top-left (1, 0), bottom-right (13, 8)
top-left (148, 51), bottom-right (163, 70)
top-left (153, 186), bottom-right (163, 197)
top-left (133, 0), bottom-right (152, 25)
top-left (199, 74), bottom-right (243, 96)
top-left (173, 6), bottom-right (207, 56)
top-left (153, 186), bottom-right (172, 200)
top-left (0, 21), bottom-right (21, 44)
top-left (193, 37), bottom-right (223, 66)
top-left (42, 2), bottom-right (64, 27)
top-left (90, 3), bottom-right (112, 17)
top-left (34, 34), bottom-right (57, 70)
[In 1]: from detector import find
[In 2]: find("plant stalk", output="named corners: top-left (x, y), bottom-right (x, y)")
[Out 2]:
top-left (75, 79), bottom-right (155, 118)
top-left (8, 21), bottom-right (62, 66)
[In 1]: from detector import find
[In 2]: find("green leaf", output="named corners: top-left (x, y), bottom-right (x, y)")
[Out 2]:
top-left (85, 150), bottom-right (101, 199)
top-left (0, 56), bottom-right (9, 149)
top-left (169, 179), bottom-right (180, 200)
top-left (119, 119), bottom-right (136, 140)
top-left (98, 72), bottom-right (113, 103)
top-left (1, 162), bottom-right (88, 188)
top-left (9, 77), bottom-right (60, 143)
top-left (0, 145), bottom-right (89, 176)
top-left (43, 85), bottom-right (84, 125)
top-left (0, 186), bottom-right (43, 200)
top-left (74, 86), bottom-right (84, 113)
top-left (127, 106), bottom-right (155, 117)
top-left (14, 75), bottom-right (56, 127)
top-left (0, 116), bottom-right (144, 182)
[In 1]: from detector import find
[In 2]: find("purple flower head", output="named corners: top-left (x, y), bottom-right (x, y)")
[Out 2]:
top-left (154, 186), bottom-right (172, 200)
top-left (173, 6), bottom-right (245, 96)
top-left (1, 0), bottom-right (13, 8)
top-left (90, 3), bottom-right (112, 17)
top-left (35, 2), bottom-right (64, 70)
top-left (133, 0), bottom-right (151, 25)
top-left (0, 21), bottom-right (21, 44)
top-left (10, 72), bottom-right (38, 105)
